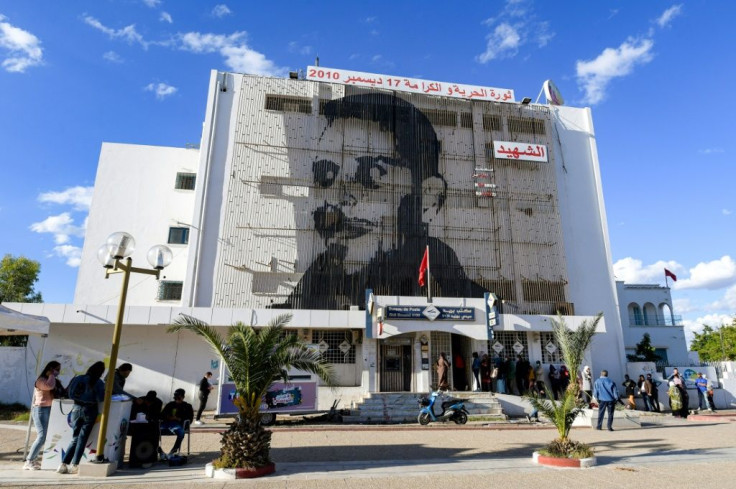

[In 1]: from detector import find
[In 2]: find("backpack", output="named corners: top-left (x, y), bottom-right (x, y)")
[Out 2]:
top-left (67, 375), bottom-right (91, 403)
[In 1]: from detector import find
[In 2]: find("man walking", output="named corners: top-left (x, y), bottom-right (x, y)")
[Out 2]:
top-left (593, 370), bottom-right (619, 431)
top-left (195, 372), bottom-right (214, 425)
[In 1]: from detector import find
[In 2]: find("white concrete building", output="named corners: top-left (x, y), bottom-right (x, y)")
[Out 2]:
top-left (616, 281), bottom-right (689, 365)
top-left (10, 68), bottom-right (627, 408)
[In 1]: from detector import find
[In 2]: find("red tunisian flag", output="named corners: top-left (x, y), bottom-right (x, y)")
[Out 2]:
top-left (418, 247), bottom-right (429, 286)
top-left (665, 268), bottom-right (677, 281)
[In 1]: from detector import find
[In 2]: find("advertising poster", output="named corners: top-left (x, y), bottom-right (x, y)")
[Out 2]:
top-left (218, 381), bottom-right (317, 416)
top-left (664, 366), bottom-right (718, 389)
top-left (40, 400), bottom-right (131, 470)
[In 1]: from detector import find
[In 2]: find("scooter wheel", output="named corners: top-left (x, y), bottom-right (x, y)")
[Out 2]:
top-left (453, 412), bottom-right (468, 425)
top-left (418, 412), bottom-right (431, 425)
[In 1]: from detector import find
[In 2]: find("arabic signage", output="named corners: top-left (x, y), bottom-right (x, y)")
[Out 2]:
top-left (307, 66), bottom-right (515, 103)
top-left (493, 141), bottom-right (548, 162)
top-left (385, 305), bottom-right (475, 321)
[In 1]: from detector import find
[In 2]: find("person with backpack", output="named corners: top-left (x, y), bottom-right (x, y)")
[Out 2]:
top-left (24, 361), bottom-right (63, 470)
top-left (57, 361), bottom-right (106, 475)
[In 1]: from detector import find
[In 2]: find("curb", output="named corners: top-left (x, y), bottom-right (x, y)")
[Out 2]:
top-left (206, 462), bottom-right (276, 479)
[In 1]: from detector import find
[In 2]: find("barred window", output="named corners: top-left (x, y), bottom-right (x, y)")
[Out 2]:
top-left (507, 116), bottom-right (546, 135)
top-left (492, 331), bottom-right (529, 360)
top-left (460, 112), bottom-right (473, 128)
top-left (312, 329), bottom-right (356, 364)
top-left (168, 227), bottom-right (189, 245)
top-left (541, 332), bottom-right (562, 363)
top-left (482, 114), bottom-right (501, 132)
top-left (265, 95), bottom-right (312, 114)
top-left (157, 281), bottom-right (183, 301)
top-left (175, 172), bottom-right (196, 190)
top-left (422, 108), bottom-right (457, 127)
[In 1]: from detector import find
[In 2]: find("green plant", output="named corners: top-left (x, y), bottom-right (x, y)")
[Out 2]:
top-left (526, 313), bottom-right (601, 458)
top-left (626, 333), bottom-right (662, 362)
top-left (0, 402), bottom-right (29, 421)
top-left (168, 313), bottom-right (335, 469)
top-left (539, 438), bottom-right (594, 459)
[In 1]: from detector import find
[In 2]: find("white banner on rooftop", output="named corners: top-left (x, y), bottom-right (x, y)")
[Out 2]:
top-left (306, 66), bottom-right (515, 103)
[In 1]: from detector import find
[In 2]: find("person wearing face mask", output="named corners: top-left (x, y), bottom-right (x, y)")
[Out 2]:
top-left (24, 361), bottom-right (63, 470)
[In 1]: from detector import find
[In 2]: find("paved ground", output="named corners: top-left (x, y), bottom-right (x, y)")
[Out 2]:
top-left (2, 411), bottom-right (735, 488)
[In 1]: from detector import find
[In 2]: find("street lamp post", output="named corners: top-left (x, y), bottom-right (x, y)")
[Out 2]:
top-left (94, 232), bottom-right (172, 465)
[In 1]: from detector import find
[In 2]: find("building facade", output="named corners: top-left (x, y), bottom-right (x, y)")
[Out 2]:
top-left (13, 69), bottom-right (626, 408)
top-left (616, 281), bottom-right (689, 365)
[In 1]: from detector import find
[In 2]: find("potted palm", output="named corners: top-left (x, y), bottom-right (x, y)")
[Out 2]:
top-left (528, 313), bottom-right (601, 468)
top-left (168, 313), bottom-right (334, 478)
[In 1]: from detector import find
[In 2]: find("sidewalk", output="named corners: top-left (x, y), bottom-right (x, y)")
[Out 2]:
top-left (2, 411), bottom-right (736, 488)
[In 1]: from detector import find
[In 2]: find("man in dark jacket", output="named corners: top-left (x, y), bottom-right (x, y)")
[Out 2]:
top-left (160, 388), bottom-right (194, 455)
top-left (195, 372), bottom-right (214, 425)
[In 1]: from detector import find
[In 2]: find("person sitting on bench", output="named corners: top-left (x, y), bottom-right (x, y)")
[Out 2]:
top-left (159, 388), bottom-right (193, 456)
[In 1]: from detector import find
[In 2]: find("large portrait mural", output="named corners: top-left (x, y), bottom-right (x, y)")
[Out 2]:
top-left (272, 93), bottom-right (488, 309)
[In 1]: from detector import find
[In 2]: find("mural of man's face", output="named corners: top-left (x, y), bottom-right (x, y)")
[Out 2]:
top-left (311, 119), bottom-right (412, 270)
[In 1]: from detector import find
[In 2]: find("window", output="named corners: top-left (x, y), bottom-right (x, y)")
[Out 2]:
top-left (158, 281), bottom-right (183, 301)
top-left (507, 116), bottom-right (546, 135)
top-left (265, 95), bottom-right (312, 114)
top-left (168, 227), bottom-right (189, 245)
top-left (422, 108), bottom-right (457, 127)
top-left (482, 114), bottom-right (502, 132)
top-left (541, 332), bottom-right (562, 363)
top-left (311, 330), bottom-right (356, 364)
top-left (175, 173), bottom-right (196, 190)
top-left (492, 331), bottom-right (529, 360)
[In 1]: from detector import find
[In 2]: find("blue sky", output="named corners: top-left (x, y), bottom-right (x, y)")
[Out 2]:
top-left (1, 1), bottom-right (734, 343)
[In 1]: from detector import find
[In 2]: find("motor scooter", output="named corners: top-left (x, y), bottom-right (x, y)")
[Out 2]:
top-left (417, 390), bottom-right (469, 425)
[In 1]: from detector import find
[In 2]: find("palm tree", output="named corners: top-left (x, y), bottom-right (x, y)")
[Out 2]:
top-left (527, 313), bottom-right (601, 457)
top-left (168, 313), bottom-right (335, 469)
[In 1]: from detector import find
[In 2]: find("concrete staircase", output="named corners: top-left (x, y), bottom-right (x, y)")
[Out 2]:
top-left (342, 391), bottom-right (506, 424)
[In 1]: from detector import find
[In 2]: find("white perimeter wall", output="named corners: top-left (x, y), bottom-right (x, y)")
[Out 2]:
top-left (75, 143), bottom-right (199, 306)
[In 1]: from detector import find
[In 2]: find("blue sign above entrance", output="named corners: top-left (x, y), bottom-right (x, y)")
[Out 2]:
top-left (385, 305), bottom-right (475, 321)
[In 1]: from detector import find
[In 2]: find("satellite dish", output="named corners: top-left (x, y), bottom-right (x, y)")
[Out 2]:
top-left (543, 79), bottom-right (564, 106)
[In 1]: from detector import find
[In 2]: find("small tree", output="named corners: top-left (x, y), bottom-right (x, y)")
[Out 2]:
top-left (168, 313), bottom-right (335, 469)
top-left (526, 313), bottom-right (601, 458)
top-left (626, 333), bottom-right (661, 362)
top-left (0, 255), bottom-right (43, 347)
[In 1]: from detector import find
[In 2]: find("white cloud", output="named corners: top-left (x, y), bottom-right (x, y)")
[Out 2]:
top-left (478, 23), bottom-right (521, 63)
top-left (103, 50), bottom-right (123, 63)
top-left (708, 284), bottom-right (736, 311)
top-left (288, 41), bottom-right (312, 56)
top-left (38, 186), bottom-right (94, 211)
top-left (656, 4), bottom-right (683, 28)
top-left (613, 257), bottom-right (682, 284)
top-left (160, 12), bottom-right (173, 24)
top-left (83, 15), bottom-right (148, 49)
top-left (682, 313), bottom-right (734, 345)
top-left (142, 0), bottom-right (161, 7)
top-left (699, 148), bottom-right (724, 154)
top-left (575, 37), bottom-right (654, 104)
top-left (178, 31), bottom-right (285, 76)
top-left (52, 245), bottom-right (82, 267)
top-left (0, 14), bottom-right (44, 72)
top-left (145, 82), bottom-right (177, 99)
top-left (723, 209), bottom-right (732, 216)
top-left (30, 213), bottom-right (85, 245)
top-left (364, 16), bottom-right (377, 23)
top-left (476, 0), bottom-right (552, 64)
top-left (676, 256), bottom-right (736, 290)
top-left (672, 298), bottom-right (696, 314)
top-left (211, 5), bottom-right (232, 18)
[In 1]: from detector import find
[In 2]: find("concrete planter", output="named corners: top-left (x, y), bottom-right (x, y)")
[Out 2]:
top-left (532, 451), bottom-right (597, 468)
top-left (205, 462), bottom-right (276, 479)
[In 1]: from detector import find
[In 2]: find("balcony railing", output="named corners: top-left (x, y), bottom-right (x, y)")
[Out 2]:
top-left (629, 314), bottom-right (682, 327)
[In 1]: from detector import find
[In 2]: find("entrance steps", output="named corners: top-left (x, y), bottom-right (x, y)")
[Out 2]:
top-left (342, 391), bottom-right (506, 424)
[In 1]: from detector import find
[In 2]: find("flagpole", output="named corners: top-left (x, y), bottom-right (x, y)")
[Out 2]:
top-left (426, 244), bottom-right (432, 304)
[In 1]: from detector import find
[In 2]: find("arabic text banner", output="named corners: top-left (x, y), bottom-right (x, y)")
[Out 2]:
top-left (306, 66), bottom-right (515, 103)
top-left (493, 141), bottom-right (548, 163)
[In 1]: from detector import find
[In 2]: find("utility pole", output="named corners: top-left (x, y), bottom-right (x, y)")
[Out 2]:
top-left (719, 324), bottom-right (726, 361)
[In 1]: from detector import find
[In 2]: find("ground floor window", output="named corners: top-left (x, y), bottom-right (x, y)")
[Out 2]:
top-left (540, 332), bottom-right (562, 363)
top-left (312, 329), bottom-right (356, 364)
top-left (492, 331), bottom-right (529, 360)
